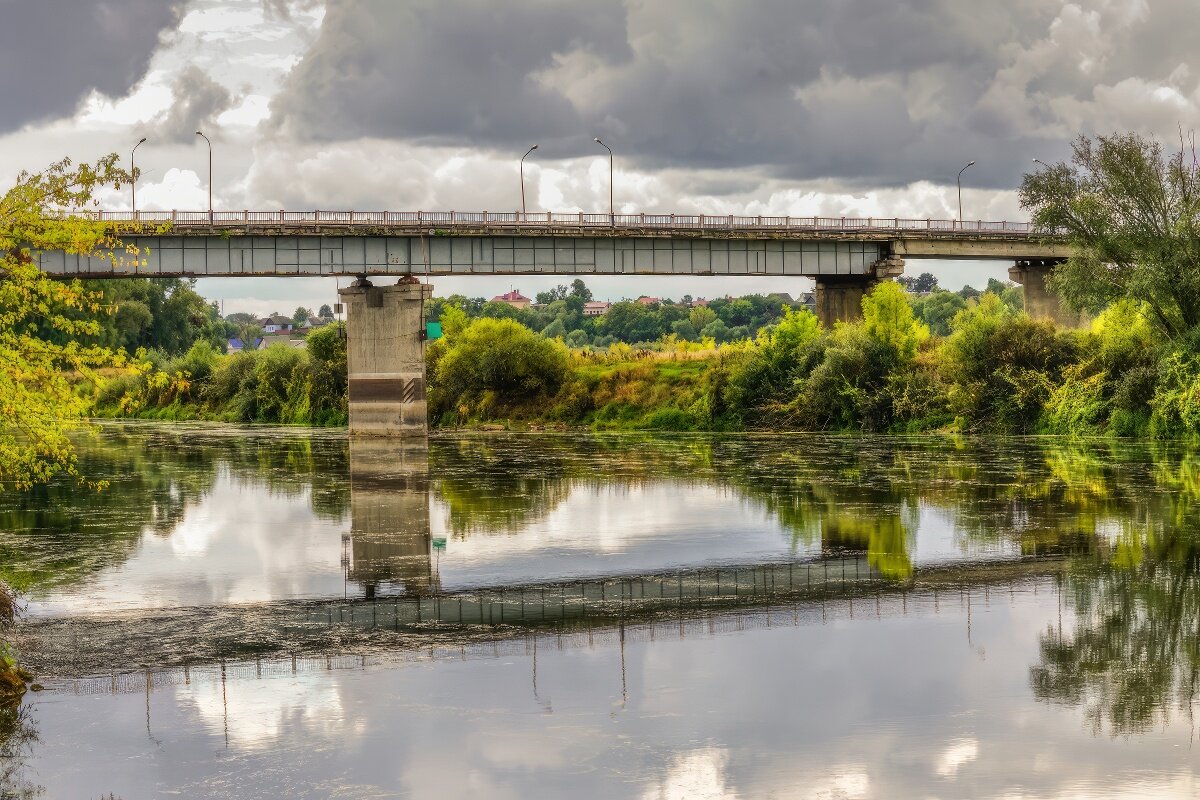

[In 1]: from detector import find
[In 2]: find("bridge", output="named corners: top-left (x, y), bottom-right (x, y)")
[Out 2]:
top-left (36, 209), bottom-right (1073, 435)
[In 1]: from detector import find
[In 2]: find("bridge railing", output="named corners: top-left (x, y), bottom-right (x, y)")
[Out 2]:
top-left (84, 210), bottom-right (1041, 236)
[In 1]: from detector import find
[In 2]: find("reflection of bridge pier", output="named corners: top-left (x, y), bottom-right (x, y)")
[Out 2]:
top-left (348, 438), bottom-right (437, 598)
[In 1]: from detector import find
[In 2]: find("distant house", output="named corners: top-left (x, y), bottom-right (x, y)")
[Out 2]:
top-left (636, 296), bottom-right (661, 306)
top-left (688, 297), bottom-right (709, 308)
top-left (767, 292), bottom-right (796, 305)
top-left (583, 301), bottom-right (611, 317)
top-left (227, 337), bottom-right (264, 352)
top-left (301, 316), bottom-right (328, 329)
top-left (258, 314), bottom-right (294, 334)
top-left (491, 289), bottom-right (532, 309)
top-left (798, 292), bottom-right (816, 313)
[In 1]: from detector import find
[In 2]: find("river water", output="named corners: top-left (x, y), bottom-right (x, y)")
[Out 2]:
top-left (1, 423), bottom-right (1199, 798)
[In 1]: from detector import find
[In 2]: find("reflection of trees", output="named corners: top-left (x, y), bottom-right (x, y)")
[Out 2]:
top-left (1030, 502), bottom-right (1200, 736)
top-left (0, 704), bottom-right (41, 799)
top-left (709, 439), bottom-right (920, 579)
top-left (427, 434), bottom-right (1184, 583)
top-left (0, 425), bottom-right (350, 595)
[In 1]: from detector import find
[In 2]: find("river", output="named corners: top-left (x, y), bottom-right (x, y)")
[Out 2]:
top-left (1, 422), bottom-right (1198, 798)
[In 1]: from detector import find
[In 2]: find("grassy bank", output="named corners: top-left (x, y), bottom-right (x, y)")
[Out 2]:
top-left (90, 283), bottom-right (1200, 437)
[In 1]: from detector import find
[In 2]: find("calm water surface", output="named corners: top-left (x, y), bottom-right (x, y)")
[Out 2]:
top-left (2, 422), bottom-right (1199, 798)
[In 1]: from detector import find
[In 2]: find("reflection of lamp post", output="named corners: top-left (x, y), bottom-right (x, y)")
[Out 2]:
top-left (957, 160), bottom-right (975, 225)
top-left (196, 130), bottom-right (212, 221)
top-left (131, 137), bottom-right (147, 216)
top-left (520, 144), bottom-right (538, 217)
top-left (594, 137), bottom-right (613, 220)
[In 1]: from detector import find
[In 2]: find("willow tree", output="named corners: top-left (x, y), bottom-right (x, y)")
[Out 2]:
top-left (0, 155), bottom-right (147, 491)
top-left (1019, 132), bottom-right (1200, 339)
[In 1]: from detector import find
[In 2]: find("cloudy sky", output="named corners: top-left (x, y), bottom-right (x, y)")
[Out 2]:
top-left (3, 0), bottom-right (1198, 312)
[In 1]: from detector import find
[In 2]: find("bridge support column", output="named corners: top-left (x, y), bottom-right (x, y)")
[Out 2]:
top-left (339, 277), bottom-right (433, 436)
top-left (1008, 260), bottom-right (1080, 326)
top-left (812, 255), bottom-right (904, 327)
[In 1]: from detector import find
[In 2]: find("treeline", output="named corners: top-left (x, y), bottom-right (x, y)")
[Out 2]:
top-left (429, 278), bottom-right (799, 346)
top-left (419, 282), bottom-right (1181, 436)
top-left (93, 323), bottom-right (348, 426)
top-left (94, 279), bottom-right (1190, 438)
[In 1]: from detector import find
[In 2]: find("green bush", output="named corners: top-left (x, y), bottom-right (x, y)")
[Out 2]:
top-left (430, 317), bottom-right (571, 417)
top-left (793, 325), bottom-right (898, 431)
top-left (940, 294), bottom-right (1078, 432)
top-left (724, 307), bottom-right (822, 425)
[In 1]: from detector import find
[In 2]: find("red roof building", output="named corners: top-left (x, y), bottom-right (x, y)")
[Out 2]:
top-left (490, 289), bottom-right (532, 309)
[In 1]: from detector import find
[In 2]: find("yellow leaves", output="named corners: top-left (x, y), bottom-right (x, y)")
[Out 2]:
top-left (0, 153), bottom-right (135, 490)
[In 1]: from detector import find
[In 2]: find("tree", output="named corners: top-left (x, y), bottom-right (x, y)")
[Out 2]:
top-left (910, 291), bottom-right (967, 336)
top-left (912, 272), bottom-right (938, 293)
top-left (689, 306), bottom-right (717, 330)
top-left (535, 284), bottom-right (569, 305)
top-left (318, 304), bottom-right (334, 319)
top-left (862, 281), bottom-right (928, 361)
top-left (0, 155), bottom-right (152, 491)
top-left (236, 323), bottom-right (264, 349)
top-left (225, 312), bottom-right (257, 326)
top-left (292, 306), bottom-right (313, 327)
top-left (569, 279), bottom-right (593, 303)
top-left (1020, 132), bottom-right (1200, 339)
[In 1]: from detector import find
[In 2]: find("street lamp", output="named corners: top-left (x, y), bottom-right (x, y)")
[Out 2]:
top-left (196, 130), bottom-right (212, 219)
top-left (520, 144), bottom-right (538, 217)
top-left (131, 137), bottom-right (147, 216)
top-left (957, 160), bottom-right (976, 225)
top-left (1032, 158), bottom-right (1051, 170)
top-left (594, 137), bottom-right (613, 219)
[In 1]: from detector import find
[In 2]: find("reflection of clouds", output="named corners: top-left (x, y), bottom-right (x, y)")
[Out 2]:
top-left (801, 766), bottom-right (870, 799)
top-left (433, 482), bottom-right (805, 589)
top-left (28, 473), bottom-right (349, 615)
top-left (642, 748), bottom-right (735, 800)
top-left (935, 738), bottom-right (978, 778)
top-left (180, 673), bottom-right (363, 750)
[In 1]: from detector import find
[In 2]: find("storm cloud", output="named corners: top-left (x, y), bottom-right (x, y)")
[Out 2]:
top-left (268, 0), bottom-right (1200, 189)
top-left (150, 65), bottom-right (236, 143)
top-left (0, 0), bottom-right (185, 133)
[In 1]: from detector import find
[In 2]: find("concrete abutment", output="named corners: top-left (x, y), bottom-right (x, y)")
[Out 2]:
top-left (339, 278), bottom-right (433, 436)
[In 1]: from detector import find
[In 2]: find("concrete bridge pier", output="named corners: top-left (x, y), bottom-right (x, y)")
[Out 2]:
top-left (338, 277), bottom-right (433, 436)
top-left (1008, 260), bottom-right (1080, 326)
top-left (812, 254), bottom-right (905, 327)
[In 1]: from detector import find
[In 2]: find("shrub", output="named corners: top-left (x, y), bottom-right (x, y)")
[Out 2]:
top-left (793, 324), bottom-right (898, 431)
top-left (430, 318), bottom-right (570, 417)
top-left (724, 307), bottom-right (822, 424)
top-left (253, 344), bottom-right (305, 423)
top-left (940, 294), bottom-right (1078, 432)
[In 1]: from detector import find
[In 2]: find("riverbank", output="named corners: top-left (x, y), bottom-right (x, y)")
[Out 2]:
top-left (86, 286), bottom-right (1200, 438)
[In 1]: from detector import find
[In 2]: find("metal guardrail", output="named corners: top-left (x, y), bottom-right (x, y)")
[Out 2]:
top-left (84, 209), bottom-right (1041, 236)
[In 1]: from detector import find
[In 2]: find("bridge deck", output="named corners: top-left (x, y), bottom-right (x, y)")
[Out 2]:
top-left (39, 211), bottom-right (1069, 278)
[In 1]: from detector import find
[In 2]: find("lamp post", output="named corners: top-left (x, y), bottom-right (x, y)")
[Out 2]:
top-left (520, 144), bottom-right (538, 217)
top-left (957, 160), bottom-right (976, 226)
top-left (594, 137), bottom-right (613, 219)
top-left (196, 130), bottom-right (212, 220)
top-left (1032, 158), bottom-right (1050, 170)
top-left (131, 137), bottom-right (147, 216)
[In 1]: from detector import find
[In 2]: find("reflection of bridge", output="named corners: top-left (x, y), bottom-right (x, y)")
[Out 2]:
top-left (15, 553), bottom-right (1063, 678)
top-left (34, 210), bottom-right (1074, 434)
